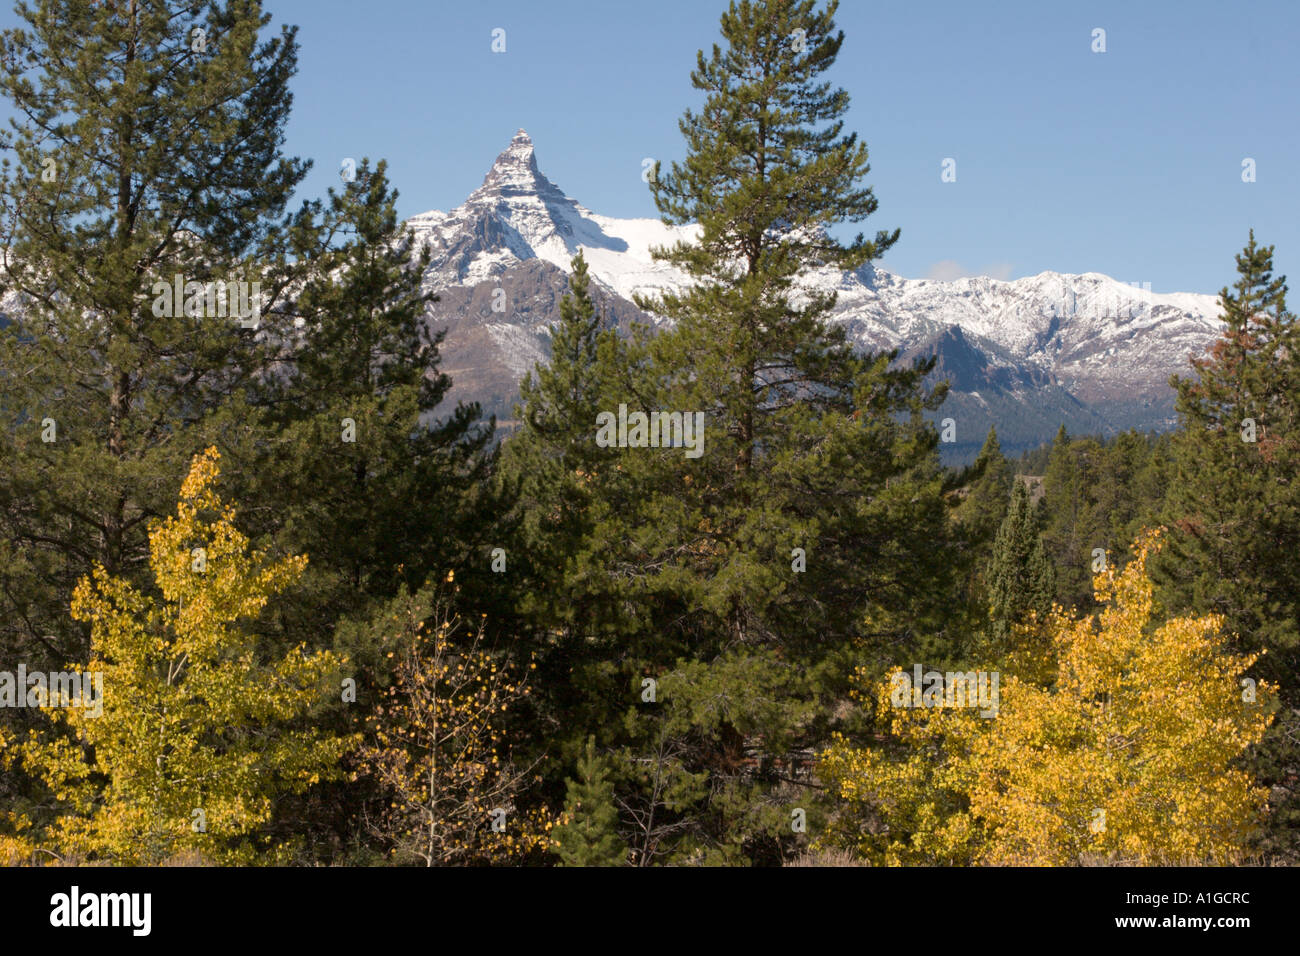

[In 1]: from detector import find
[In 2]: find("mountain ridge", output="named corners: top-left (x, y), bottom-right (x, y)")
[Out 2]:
top-left (412, 130), bottom-right (1223, 459)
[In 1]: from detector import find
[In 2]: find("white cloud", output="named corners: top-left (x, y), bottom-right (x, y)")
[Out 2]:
top-left (925, 260), bottom-right (1015, 282)
top-left (926, 259), bottom-right (968, 281)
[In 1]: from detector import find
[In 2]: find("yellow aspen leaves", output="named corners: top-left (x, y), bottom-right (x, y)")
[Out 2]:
top-left (818, 530), bottom-right (1275, 866)
top-left (17, 448), bottom-right (354, 865)
top-left (357, 589), bottom-right (554, 865)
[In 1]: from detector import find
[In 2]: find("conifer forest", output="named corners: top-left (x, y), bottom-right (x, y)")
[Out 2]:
top-left (0, 2), bottom-right (1297, 914)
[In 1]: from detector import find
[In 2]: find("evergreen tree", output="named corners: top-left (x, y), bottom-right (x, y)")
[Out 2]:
top-left (1161, 232), bottom-right (1300, 859)
top-left (252, 158), bottom-right (496, 631)
top-left (1128, 433), bottom-right (1173, 544)
top-left (242, 158), bottom-right (503, 861)
top-left (1015, 442), bottom-right (1052, 476)
top-left (611, 650), bottom-right (814, 866)
top-left (0, 0), bottom-right (307, 671)
top-left (556, 737), bottom-right (626, 867)
top-left (987, 479), bottom-right (1055, 658)
top-left (1096, 431), bottom-right (1163, 548)
top-left (1040, 427), bottom-right (1106, 612)
top-left (633, 0), bottom-right (952, 662)
top-left (496, 251), bottom-right (643, 783)
top-left (958, 427), bottom-right (1013, 547)
top-left (503, 249), bottom-right (628, 630)
top-left (559, 0), bottom-right (957, 862)
top-left (954, 428), bottom-right (1012, 618)
top-left (518, 250), bottom-right (613, 452)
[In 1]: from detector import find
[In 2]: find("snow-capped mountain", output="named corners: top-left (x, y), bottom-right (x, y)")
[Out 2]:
top-left (416, 130), bottom-right (1223, 459)
top-left (408, 130), bottom-right (697, 300)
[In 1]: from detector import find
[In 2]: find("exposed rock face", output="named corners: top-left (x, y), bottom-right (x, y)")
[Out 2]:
top-left (0, 130), bottom-right (1223, 461)
top-left (406, 130), bottom-right (1223, 459)
top-left (425, 257), bottom-right (649, 426)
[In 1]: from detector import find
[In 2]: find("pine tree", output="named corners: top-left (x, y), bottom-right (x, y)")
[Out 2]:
top-left (629, 0), bottom-right (952, 659)
top-left (517, 250), bottom-right (614, 453)
top-left (1040, 427), bottom-right (1106, 612)
top-left (1161, 231), bottom-right (1300, 859)
top-left (959, 427), bottom-right (1013, 547)
top-left (496, 250), bottom-right (646, 787)
top-left (0, 0), bottom-right (308, 671)
top-left (240, 158), bottom-right (506, 861)
top-left (565, 0), bottom-right (957, 863)
top-left (556, 737), bottom-right (626, 867)
top-left (607, 650), bottom-right (814, 866)
top-left (1128, 433), bottom-right (1173, 546)
top-left (986, 479), bottom-right (1055, 660)
top-left (952, 426), bottom-right (1014, 639)
top-left (1094, 432), bottom-right (1153, 547)
top-left (503, 248), bottom-right (628, 613)
top-left (252, 158), bottom-right (496, 629)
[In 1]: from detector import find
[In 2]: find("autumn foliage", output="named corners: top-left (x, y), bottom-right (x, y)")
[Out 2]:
top-left (15, 448), bottom-right (352, 864)
top-left (356, 585), bottom-right (555, 865)
top-left (818, 531), bottom-right (1275, 865)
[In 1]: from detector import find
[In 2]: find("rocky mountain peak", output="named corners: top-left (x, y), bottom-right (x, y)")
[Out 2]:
top-left (409, 135), bottom-right (1223, 460)
top-left (469, 128), bottom-right (565, 206)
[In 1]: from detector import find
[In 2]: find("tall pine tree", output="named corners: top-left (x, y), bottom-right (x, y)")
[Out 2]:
top-left (251, 158), bottom-right (496, 631)
top-left (245, 158), bottom-right (503, 861)
top-left (1161, 232), bottom-right (1300, 859)
top-left (959, 426), bottom-right (1014, 548)
top-left (503, 248), bottom-right (629, 630)
top-left (497, 250), bottom-right (643, 782)
top-left (952, 426), bottom-right (1014, 646)
top-left (633, 0), bottom-right (953, 663)
top-left (0, 0), bottom-right (307, 670)
top-left (551, 0), bottom-right (960, 863)
top-left (986, 479), bottom-right (1055, 659)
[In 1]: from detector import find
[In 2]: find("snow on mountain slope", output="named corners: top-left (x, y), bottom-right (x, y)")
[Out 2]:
top-left (408, 129), bottom-right (698, 303)
top-left (805, 265), bottom-right (1221, 402)
top-left (411, 130), bottom-right (1225, 455)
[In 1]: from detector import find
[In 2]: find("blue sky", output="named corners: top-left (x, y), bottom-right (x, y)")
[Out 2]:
top-left (6, 0), bottom-right (1299, 294)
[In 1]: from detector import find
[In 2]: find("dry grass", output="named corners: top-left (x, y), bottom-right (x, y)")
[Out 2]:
top-left (784, 847), bottom-right (868, 867)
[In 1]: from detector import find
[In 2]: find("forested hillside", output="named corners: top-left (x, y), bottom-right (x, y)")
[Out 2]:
top-left (0, 0), bottom-right (1295, 869)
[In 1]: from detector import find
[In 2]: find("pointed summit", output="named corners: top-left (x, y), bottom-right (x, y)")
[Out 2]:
top-left (473, 128), bottom-right (557, 201)
top-left (498, 128), bottom-right (533, 164)
top-left (407, 128), bottom-right (644, 288)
